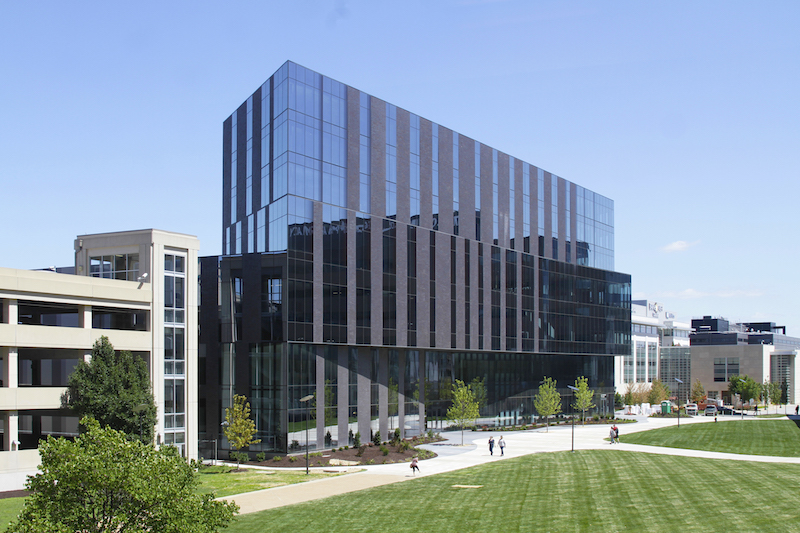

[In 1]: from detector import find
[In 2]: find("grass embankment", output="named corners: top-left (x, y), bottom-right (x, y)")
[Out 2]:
top-left (229, 450), bottom-right (800, 532)
top-left (622, 419), bottom-right (800, 456)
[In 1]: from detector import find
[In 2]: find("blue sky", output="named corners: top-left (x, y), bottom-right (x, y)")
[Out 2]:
top-left (2, 1), bottom-right (798, 332)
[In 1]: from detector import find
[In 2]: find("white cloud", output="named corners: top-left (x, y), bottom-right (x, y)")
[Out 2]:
top-left (661, 240), bottom-right (699, 253)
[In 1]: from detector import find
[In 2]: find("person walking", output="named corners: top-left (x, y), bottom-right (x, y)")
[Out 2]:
top-left (796, 405), bottom-right (798, 416)
top-left (410, 456), bottom-right (419, 475)
top-left (488, 436), bottom-right (495, 455)
top-left (609, 425), bottom-right (616, 444)
top-left (498, 436), bottom-right (506, 456)
top-left (612, 424), bottom-right (619, 444)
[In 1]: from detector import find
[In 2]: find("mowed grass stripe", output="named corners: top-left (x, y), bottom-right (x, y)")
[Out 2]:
top-left (623, 419), bottom-right (800, 456)
top-left (228, 451), bottom-right (800, 532)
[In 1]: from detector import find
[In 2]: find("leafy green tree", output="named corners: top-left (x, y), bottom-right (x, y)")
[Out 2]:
top-left (470, 376), bottom-right (488, 412)
top-left (647, 379), bottom-right (670, 406)
top-left (766, 381), bottom-right (784, 412)
top-left (728, 375), bottom-right (759, 410)
top-left (66, 336), bottom-right (156, 444)
top-left (7, 417), bottom-right (238, 533)
top-left (224, 394), bottom-right (261, 468)
top-left (614, 392), bottom-right (624, 410)
top-left (690, 379), bottom-right (706, 404)
top-left (534, 377), bottom-right (562, 432)
top-left (572, 376), bottom-right (596, 425)
top-left (446, 379), bottom-right (480, 445)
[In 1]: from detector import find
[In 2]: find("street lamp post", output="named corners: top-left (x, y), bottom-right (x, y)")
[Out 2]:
top-left (675, 378), bottom-right (684, 428)
top-left (299, 394), bottom-right (314, 475)
top-left (567, 385), bottom-right (578, 452)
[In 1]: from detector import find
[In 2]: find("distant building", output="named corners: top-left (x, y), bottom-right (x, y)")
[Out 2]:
top-left (618, 300), bottom-right (690, 399)
top-left (1, 229), bottom-right (199, 490)
top-left (689, 317), bottom-right (800, 404)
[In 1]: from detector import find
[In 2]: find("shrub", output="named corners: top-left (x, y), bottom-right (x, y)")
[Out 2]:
top-left (348, 429), bottom-right (354, 445)
top-left (256, 452), bottom-right (266, 462)
top-left (393, 428), bottom-right (401, 443)
top-left (289, 456), bottom-right (298, 463)
top-left (309, 451), bottom-right (323, 457)
top-left (366, 459), bottom-right (375, 465)
top-left (372, 430), bottom-right (382, 446)
top-left (356, 444), bottom-right (367, 457)
top-left (354, 432), bottom-right (361, 448)
top-left (289, 440), bottom-right (300, 451)
top-left (380, 445), bottom-right (389, 456)
top-left (325, 431), bottom-right (332, 446)
top-left (272, 455), bottom-right (282, 462)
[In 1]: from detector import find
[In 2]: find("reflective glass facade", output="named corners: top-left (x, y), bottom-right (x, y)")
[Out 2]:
top-left (201, 61), bottom-right (631, 456)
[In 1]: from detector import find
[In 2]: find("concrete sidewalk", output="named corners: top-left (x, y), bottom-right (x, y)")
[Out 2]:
top-left (222, 412), bottom-right (800, 514)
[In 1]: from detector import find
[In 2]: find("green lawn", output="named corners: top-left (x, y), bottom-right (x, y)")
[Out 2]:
top-left (622, 419), bottom-right (800, 456)
top-left (197, 466), bottom-right (346, 498)
top-left (0, 498), bottom-right (26, 531)
top-left (228, 450), bottom-right (800, 532)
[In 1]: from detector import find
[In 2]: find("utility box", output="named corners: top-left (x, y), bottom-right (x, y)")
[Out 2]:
top-left (661, 401), bottom-right (671, 414)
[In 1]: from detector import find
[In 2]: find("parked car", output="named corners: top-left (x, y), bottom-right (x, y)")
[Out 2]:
top-left (717, 406), bottom-right (735, 415)
top-left (685, 403), bottom-right (698, 415)
top-left (705, 405), bottom-right (718, 416)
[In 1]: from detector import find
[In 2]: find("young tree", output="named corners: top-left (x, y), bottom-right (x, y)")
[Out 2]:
top-left (768, 381), bottom-right (784, 412)
top-left (66, 336), bottom-right (156, 444)
top-left (690, 379), bottom-right (706, 404)
top-left (572, 376), bottom-right (596, 425)
top-left (224, 394), bottom-right (261, 468)
top-left (534, 377), bottom-right (562, 432)
top-left (647, 379), bottom-right (670, 406)
top-left (470, 376), bottom-right (488, 411)
top-left (446, 379), bottom-right (480, 445)
top-left (8, 417), bottom-right (237, 533)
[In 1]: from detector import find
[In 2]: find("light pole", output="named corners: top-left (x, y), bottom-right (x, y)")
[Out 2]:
top-left (299, 394), bottom-right (314, 475)
top-left (567, 385), bottom-right (578, 452)
top-left (674, 378), bottom-right (683, 428)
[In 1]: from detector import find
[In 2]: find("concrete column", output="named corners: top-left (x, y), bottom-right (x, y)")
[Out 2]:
top-left (2, 348), bottom-right (18, 388)
top-left (4, 299), bottom-right (18, 325)
top-left (357, 348), bottom-right (371, 444)
top-left (398, 350), bottom-right (406, 439)
top-left (337, 348), bottom-right (349, 446)
top-left (315, 349), bottom-right (325, 449)
top-left (378, 349), bottom-right (388, 442)
top-left (3, 412), bottom-right (19, 451)
top-left (418, 351), bottom-right (426, 435)
top-left (79, 305), bottom-right (92, 329)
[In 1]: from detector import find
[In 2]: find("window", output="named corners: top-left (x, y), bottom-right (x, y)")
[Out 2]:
top-left (89, 253), bottom-right (139, 280)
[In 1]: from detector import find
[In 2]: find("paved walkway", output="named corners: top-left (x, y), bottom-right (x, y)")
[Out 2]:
top-left (222, 412), bottom-right (800, 514)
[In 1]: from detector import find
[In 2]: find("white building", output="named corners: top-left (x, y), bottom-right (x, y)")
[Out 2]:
top-left (616, 300), bottom-right (691, 396)
top-left (1, 229), bottom-right (198, 490)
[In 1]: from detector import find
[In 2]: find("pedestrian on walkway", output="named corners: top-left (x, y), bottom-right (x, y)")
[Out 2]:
top-left (796, 405), bottom-right (799, 416)
top-left (612, 424), bottom-right (619, 444)
top-left (488, 436), bottom-right (495, 455)
top-left (498, 436), bottom-right (506, 455)
top-left (609, 426), bottom-right (616, 444)
top-left (410, 456), bottom-right (419, 475)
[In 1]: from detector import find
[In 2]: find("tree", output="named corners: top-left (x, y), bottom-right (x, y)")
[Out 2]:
top-left (224, 394), bottom-right (261, 468)
top-left (7, 417), bottom-right (237, 533)
top-left (534, 377), bottom-right (562, 432)
top-left (66, 336), bottom-right (156, 444)
top-left (470, 376), bottom-right (488, 412)
top-left (446, 380), bottom-right (480, 445)
top-left (728, 375), bottom-right (759, 411)
top-left (690, 379), bottom-right (706, 404)
top-left (572, 376), bottom-right (596, 425)
top-left (647, 379), bottom-right (670, 406)
top-left (766, 381), bottom-right (784, 413)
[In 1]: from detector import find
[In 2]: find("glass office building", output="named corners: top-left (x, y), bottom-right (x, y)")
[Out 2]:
top-left (199, 61), bottom-right (630, 455)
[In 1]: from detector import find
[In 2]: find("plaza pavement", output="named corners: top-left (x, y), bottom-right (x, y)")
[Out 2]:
top-left (222, 411), bottom-right (800, 514)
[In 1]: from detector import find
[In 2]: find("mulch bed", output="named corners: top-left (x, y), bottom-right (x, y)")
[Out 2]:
top-left (0, 490), bottom-right (29, 500)
top-left (246, 438), bottom-right (441, 468)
